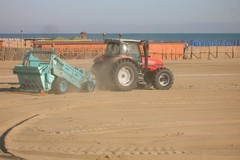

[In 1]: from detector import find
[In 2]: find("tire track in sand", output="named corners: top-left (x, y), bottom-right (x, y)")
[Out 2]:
top-left (13, 145), bottom-right (188, 156)
top-left (11, 122), bottom-right (188, 157)
top-left (0, 114), bottom-right (39, 160)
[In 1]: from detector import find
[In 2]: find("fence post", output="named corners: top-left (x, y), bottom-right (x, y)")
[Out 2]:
top-left (190, 46), bottom-right (193, 59)
top-left (208, 46), bottom-right (210, 60)
top-left (232, 46), bottom-right (234, 58)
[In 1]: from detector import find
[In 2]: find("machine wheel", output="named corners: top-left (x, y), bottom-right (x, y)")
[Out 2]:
top-left (111, 60), bottom-right (138, 91)
top-left (53, 78), bottom-right (69, 94)
top-left (152, 68), bottom-right (174, 90)
top-left (85, 81), bottom-right (95, 92)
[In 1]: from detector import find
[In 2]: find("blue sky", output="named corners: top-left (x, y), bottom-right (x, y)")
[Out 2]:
top-left (0, 0), bottom-right (240, 33)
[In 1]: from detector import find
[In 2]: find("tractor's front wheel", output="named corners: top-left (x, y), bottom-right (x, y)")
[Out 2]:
top-left (111, 60), bottom-right (138, 91)
top-left (152, 68), bottom-right (174, 90)
top-left (53, 78), bottom-right (69, 94)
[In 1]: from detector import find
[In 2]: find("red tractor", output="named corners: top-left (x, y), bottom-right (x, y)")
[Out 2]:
top-left (92, 39), bottom-right (174, 91)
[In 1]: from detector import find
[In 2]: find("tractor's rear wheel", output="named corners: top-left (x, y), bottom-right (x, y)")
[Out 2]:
top-left (111, 60), bottom-right (138, 91)
top-left (152, 68), bottom-right (174, 90)
top-left (53, 78), bottom-right (69, 94)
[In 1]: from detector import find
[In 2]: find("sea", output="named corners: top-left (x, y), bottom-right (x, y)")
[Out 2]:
top-left (0, 33), bottom-right (240, 42)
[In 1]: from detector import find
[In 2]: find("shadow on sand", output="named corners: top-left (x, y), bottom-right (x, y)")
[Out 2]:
top-left (0, 82), bottom-right (19, 92)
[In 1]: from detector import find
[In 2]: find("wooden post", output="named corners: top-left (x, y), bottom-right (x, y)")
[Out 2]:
top-left (190, 46), bottom-right (193, 59)
top-left (21, 30), bottom-right (23, 49)
top-left (208, 46), bottom-right (210, 60)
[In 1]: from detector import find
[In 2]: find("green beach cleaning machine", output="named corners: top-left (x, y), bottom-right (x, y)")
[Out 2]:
top-left (13, 50), bottom-right (95, 94)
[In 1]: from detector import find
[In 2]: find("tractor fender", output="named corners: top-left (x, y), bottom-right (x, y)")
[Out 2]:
top-left (141, 57), bottom-right (165, 72)
top-left (110, 56), bottom-right (137, 66)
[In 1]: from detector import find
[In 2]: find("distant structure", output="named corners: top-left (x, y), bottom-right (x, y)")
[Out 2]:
top-left (33, 38), bottom-right (185, 60)
top-left (80, 32), bottom-right (87, 39)
top-left (32, 33), bottom-right (106, 53)
top-left (0, 32), bottom-right (188, 60)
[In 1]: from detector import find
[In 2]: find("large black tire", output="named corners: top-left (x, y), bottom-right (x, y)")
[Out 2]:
top-left (52, 78), bottom-right (69, 94)
top-left (84, 81), bottom-right (95, 92)
top-left (152, 68), bottom-right (174, 90)
top-left (111, 60), bottom-right (138, 91)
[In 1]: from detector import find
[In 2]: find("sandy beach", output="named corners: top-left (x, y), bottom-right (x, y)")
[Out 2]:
top-left (0, 59), bottom-right (240, 160)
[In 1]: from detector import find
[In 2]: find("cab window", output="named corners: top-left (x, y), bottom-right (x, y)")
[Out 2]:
top-left (127, 42), bottom-right (141, 60)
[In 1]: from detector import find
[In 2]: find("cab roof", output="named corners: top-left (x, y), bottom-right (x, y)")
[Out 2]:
top-left (105, 38), bottom-right (142, 44)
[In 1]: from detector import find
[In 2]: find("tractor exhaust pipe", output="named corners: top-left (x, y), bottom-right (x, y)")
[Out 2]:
top-left (119, 32), bottom-right (122, 39)
top-left (143, 41), bottom-right (149, 73)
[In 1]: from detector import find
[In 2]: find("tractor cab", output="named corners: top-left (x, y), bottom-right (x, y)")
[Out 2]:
top-left (103, 39), bottom-right (164, 72)
top-left (105, 39), bottom-right (142, 62)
